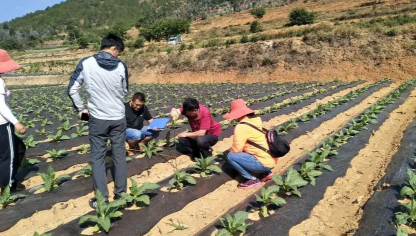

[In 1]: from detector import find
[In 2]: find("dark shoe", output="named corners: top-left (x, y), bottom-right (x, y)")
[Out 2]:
top-left (113, 194), bottom-right (123, 201)
top-left (238, 178), bottom-right (261, 189)
top-left (259, 172), bottom-right (273, 182)
top-left (89, 198), bottom-right (109, 209)
top-left (11, 181), bottom-right (25, 192)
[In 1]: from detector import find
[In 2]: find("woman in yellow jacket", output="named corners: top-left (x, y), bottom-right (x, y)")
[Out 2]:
top-left (224, 99), bottom-right (276, 189)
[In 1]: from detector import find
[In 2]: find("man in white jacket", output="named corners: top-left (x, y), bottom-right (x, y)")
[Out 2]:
top-left (68, 34), bottom-right (129, 208)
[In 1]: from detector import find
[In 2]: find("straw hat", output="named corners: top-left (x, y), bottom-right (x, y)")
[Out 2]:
top-left (223, 99), bottom-right (255, 120)
top-left (0, 49), bottom-right (20, 74)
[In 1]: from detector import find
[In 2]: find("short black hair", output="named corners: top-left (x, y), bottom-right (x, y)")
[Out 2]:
top-left (101, 33), bottom-right (125, 52)
top-left (183, 98), bottom-right (199, 112)
top-left (132, 92), bottom-right (145, 102)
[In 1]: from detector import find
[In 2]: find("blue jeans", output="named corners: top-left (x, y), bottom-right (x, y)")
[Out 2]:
top-left (227, 152), bottom-right (271, 180)
top-left (125, 126), bottom-right (159, 141)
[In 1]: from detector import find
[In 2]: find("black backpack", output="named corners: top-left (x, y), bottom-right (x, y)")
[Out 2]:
top-left (240, 122), bottom-right (290, 158)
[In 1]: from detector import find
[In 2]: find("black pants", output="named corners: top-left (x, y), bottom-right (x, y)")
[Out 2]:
top-left (176, 134), bottom-right (218, 158)
top-left (0, 123), bottom-right (26, 189)
top-left (89, 116), bottom-right (127, 200)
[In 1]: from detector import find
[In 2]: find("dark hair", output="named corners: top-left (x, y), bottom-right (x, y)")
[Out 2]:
top-left (183, 98), bottom-right (199, 112)
top-left (132, 92), bottom-right (146, 102)
top-left (247, 113), bottom-right (256, 118)
top-left (101, 33), bottom-right (125, 52)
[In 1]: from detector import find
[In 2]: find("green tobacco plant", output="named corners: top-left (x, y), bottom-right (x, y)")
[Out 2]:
top-left (396, 198), bottom-right (416, 226)
top-left (20, 158), bottom-right (41, 170)
top-left (76, 165), bottom-right (93, 178)
top-left (24, 135), bottom-right (39, 148)
top-left (79, 190), bottom-right (126, 233)
top-left (255, 186), bottom-right (286, 217)
top-left (169, 170), bottom-right (196, 190)
top-left (188, 155), bottom-right (222, 177)
top-left (272, 167), bottom-right (308, 197)
top-left (35, 128), bottom-right (49, 136)
top-left (400, 169), bottom-right (416, 199)
top-left (48, 130), bottom-right (71, 142)
top-left (165, 130), bottom-right (178, 147)
top-left (216, 211), bottom-right (252, 236)
top-left (140, 139), bottom-right (163, 158)
top-left (307, 150), bottom-right (333, 171)
top-left (0, 186), bottom-right (26, 208)
top-left (121, 178), bottom-right (159, 206)
top-left (58, 120), bottom-right (71, 131)
top-left (71, 125), bottom-right (89, 138)
top-left (77, 144), bottom-right (90, 154)
top-left (397, 226), bottom-right (408, 236)
top-left (276, 119), bottom-right (298, 135)
top-left (300, 161), bottom-right (323, 186)
top-left (41, 118), bottom-right (53, 126)
top-left (166, 219), bottom-right (189, 234)
top-left (38, 166), bottom-right (70, 192)
top-left (47, 149), bottom-right (67, 161)
top-left (33, 232), bottom-right (54, 236)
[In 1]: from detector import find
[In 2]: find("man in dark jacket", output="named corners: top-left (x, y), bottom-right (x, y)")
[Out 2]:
top-left (68, 34), bottom-right (128, 207)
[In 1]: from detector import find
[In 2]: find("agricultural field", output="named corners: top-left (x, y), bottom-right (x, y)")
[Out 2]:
top-left (2, 77), bottom-right (416, 236)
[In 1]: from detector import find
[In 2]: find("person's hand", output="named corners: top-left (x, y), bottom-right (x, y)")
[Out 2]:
top-left (170, 108), bottom-right (180, 120)
top-left (153, 127), bottom-right (161, 132)
top-left (176, 131), bottom-right (188, 138)
top-left (79, 109), bottom-right (89, 118)
top-left (14, 122), bottom-right (26, 135)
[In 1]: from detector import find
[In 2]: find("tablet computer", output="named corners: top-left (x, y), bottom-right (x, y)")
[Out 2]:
top-left (148, 118), bottom-right (170, 130)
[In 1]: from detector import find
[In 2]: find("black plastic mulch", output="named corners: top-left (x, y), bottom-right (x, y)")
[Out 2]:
top-left (45, 82), bottom-right (385, 236)
top-left (354, 117), bottom-right (416, 235)
top-left (196, 82), bottom-right (413, 236)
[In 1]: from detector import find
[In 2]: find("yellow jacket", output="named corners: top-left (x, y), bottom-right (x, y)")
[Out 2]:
top-left (230, 116), bottom-right (276, 168)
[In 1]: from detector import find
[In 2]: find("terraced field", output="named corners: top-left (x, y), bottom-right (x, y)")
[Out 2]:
top-left (2, 78), bottom-right (416, 236)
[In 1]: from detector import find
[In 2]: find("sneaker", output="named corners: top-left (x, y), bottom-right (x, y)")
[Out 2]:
top-left (113, 194), bottom-right (123, 201)
top-left (89, 198), bottom-right (109, 209)
top-left (11, 181), bottom-right (25, 192)
top-left (238, 178), bottom-right (261, 189)
top-left (259, 172), bottom-right (273, 182)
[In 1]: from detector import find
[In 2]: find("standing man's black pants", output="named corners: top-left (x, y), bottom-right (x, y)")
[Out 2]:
top-left (0, 123), bottom-right (26, 189)
top-left (176, 134), bottom-right (218, 158)
top-left (89, 116), bottom-right (127, 200)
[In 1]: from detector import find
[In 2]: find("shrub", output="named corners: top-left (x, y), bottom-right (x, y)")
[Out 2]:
top-left (386, 29), bottom-right (399, 37)
top-left (203, 39), bottom-right (222, 48)
top-left (240, 35), bottom-right (249, 43)
top-left (140, 19), bottom-right (191, 41)
top-left (179, 43), bottom-right (186, 51)
top-left (225, 39), bottom-right (237, 46)
top-left (289, 8), bottom-right (316, 26)
top-left (134, 37), bottom-right (146, 49)
top-left (262, 58), bottom-right (275, 66)
top-left (250, 8), bottom-right (266, 19)
top-left (250, 21), bottom-right (262, 33)
top-left (250, 35), bottom-right (259, 42)
top-left (188, 43), bottom-right (195, 50)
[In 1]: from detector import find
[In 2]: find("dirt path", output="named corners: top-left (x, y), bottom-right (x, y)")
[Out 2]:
top-left (288, 86), bottom-right (416, 236)
top-left (143, 84), bottom-right (397, 236)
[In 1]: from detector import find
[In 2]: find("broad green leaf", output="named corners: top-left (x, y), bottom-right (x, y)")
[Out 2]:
top-left (136, 195), bottom-right (150, 205)
top-left (185, 176), bottom-right (196, 185)
top-left (97, 217), bottom-right (111, 233)
top-left (270, 197), bottom-right (286, 206)
top-left (216, 229), bottom-right (232, 236)
top-left (79, 215), bottom-right (98, 224)
top-left (397, 226), bottom-right (409, 236)
top-left (110, 211), bottom-right (123, 218)
top-left (206, 165), bottom-right (222, 173)
top-left (400, 186), bottom-right (415, 198)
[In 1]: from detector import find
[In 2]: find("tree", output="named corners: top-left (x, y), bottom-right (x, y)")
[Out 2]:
top-left (76, 37), bottom-right (89, 49)
top-left (288, 8), bottom-right (316, 26)
top-left (134, 37), bottom-right (146, 48)
top-left (250, 8), bottom-right (266, 19)
top-left (140, 19), bottom-right (190, 42)
top-left (250, 21), bottom-right (261, 33)
top-left (108, 22), bottom-right (132, 41)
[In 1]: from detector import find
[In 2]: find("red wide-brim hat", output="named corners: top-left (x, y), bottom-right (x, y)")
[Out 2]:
top-left (223, 99), bottom-right (255, 120)
top-left (0, 49), bottom-right (20, 74)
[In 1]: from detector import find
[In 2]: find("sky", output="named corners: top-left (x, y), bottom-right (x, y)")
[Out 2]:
top-left (0, 0), bottom-right (66, 23)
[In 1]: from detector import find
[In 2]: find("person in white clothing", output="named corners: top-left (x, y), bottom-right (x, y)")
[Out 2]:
top-left (0, 49), bottom-right (27, 192)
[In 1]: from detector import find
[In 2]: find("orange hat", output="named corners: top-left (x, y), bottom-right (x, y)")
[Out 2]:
top-left (0, 49), bottom-right (20, 74)
top-left (223, 99), bottom-right (255, 120)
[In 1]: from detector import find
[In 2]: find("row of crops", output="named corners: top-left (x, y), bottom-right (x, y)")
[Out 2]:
top-left (2, 79), bottom-right (416, 236)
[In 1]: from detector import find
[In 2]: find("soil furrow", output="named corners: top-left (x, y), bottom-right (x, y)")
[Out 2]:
top-left (143, 84), bottom-right (397, 236)
top-left (289, 87), bottom-right (416, 236)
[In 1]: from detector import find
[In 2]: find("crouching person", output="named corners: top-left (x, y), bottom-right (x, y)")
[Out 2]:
top-left (170, 98), bottom-right (221, 158)
top-left (224, 99), bottom-right (275, 189)
top-left (125, 92), bottom-right (160, 155)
